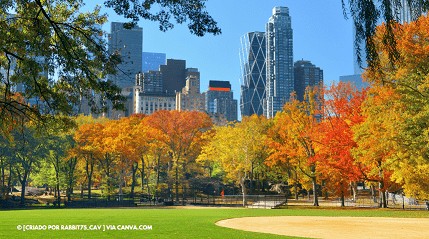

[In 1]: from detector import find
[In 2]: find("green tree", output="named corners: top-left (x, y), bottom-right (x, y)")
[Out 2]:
top-left (10, 122), bottom-right (48, 205)
top-left (0, 1), bottom-right (122, 128)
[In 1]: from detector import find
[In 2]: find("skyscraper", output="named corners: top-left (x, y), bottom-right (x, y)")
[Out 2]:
top-left (205, 81), bottom-right (237, 122)
top-left (240, 31), bottom-right (266, 117)
top-left (159, 59), bottom-right (187, 95)
top-left (265, 6), bottom-right (294, 118)
top-left (108, 22), bottom-right (143, 89)
top-left (294, 60), bottom-right (323, 101)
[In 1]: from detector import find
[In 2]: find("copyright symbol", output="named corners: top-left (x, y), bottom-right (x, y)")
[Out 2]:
top-left (16, 225), bottom-right (22, 231)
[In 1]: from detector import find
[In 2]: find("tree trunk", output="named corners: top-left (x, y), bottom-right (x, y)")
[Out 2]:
top-left (175, 159), bottom-right (179, 203)
top-left (118, 168), bottom-right (124, 202)
top-left (294, 183), bottom-right (299, 200)
top-left (1, 159), bottom-right (5, 200)
top-left (6, 164), bottom-right (12, 200)
top-left (379, 181), bottom-right (387, 208)
top-left (379, 167), bottom-right (387, 208)
top-left (19, 174), bottom-right (27, 206)
top-left (106, 164), bottom-right (111, 201)
top-left (56, 170), bottom-right (60, 207)
top-left (370, 184), bottom-right (377, 203)
top-left (66, 157), bottom-right (77, 202)
top-left (130, 162), bottom-right (138, 198)
top-left (167, 160), bottom-right (172, 201)
top-left (182, 162), bottom-right (187, 204)
top-left (140, 157), bottom-right (145, 192)
top-left (350, 182), bottom-right (358, 202)
top-left (155, 155), bottom-right (161, 201)
top-left (312, 176), bottom-right (319, 206)
top-left (85, 157), bottom-right (94, 199)
top-left (340, 191), bottom-right (345, 207)
top-left (240, 177), bottom-right (247, 207)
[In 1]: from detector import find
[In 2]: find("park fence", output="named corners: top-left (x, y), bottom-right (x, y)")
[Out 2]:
top-left (190, 195), bottom-right (288, 209)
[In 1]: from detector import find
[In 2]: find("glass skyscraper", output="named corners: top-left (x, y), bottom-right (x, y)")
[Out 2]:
top-left (108, 22), bottom-right (143, 89)
top-left (265, 6), bottom-right (294, 118)
top-left (240, 31), bottom-right (266, 117)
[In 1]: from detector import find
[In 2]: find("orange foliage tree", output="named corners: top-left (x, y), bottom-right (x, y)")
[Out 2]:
top-left (146, 110), bottom-right (212, 203)
top-left (317, 82), bottom-right (366, 206)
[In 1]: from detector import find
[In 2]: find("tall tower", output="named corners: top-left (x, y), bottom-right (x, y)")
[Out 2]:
top-left (108, 22), bottom-right (143, 89)
top-left (265, 6), bottom-right (294, 118)
top-left (240, 31), bottom-right (266, 117)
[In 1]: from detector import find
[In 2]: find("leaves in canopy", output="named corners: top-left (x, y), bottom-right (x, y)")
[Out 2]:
top-left (104, 0), bottom-right (221, 36)
top-left (0, 0), bottom-right (123, 136)
top-left (342, 0), bottom-right (429, 70)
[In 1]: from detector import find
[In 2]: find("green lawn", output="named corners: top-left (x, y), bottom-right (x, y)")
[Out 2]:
top-left (0, 207), bottom-right (428, 239)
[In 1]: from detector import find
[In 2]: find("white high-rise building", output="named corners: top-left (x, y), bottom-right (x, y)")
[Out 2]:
top-left (265, 7), bottom-right (294, 118)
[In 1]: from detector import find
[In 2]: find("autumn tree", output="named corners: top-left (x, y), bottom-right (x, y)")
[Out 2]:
top-left (352, 85), bottom-right (402, 207)
top-left (267, 89), bottom-right (323, 206)
top-left (356, 14), bottom-right (429, 201)
top-left (199, 115), bottom-right (268, 206)
top-left (317, 82), bottom-right (366, 206)
top-left (134, 116), bottom-right (169, 200)
top-left (147, 110), bottom-right (212, 203)
top-left (73, 116), bottom-right (108, 199)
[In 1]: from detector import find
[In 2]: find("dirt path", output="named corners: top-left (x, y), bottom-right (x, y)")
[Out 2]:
top-left (216, 216), bottom-right (429, 239)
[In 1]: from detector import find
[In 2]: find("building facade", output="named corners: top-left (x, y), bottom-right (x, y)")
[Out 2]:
top-left (265, 6), bottom-right (294, 118)
top-left (205, 81), bottom-right (237, 122)
top-left (133, 76), bottom-right (175, 115)
top-left (294, 60), bottom-right (323, 101)
top-left (135, 71), bottom-right (163, 94)
top-left (134, 93), bottom-right (176, 115)
top-left (108, 22), bottom-right (143, 89)
top-left (176, 75), bottom-right (205, 112)
top-left (240, 31), bottom-right (266, 117)
top-left (132, 59), bottom-right (201, 115)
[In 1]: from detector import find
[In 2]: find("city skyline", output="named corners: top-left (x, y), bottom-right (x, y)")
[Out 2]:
top-left (86, 1), bottom-right (354, 103)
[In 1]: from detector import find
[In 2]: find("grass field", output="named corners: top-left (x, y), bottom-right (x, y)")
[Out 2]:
top-left (0, 207), bottom-right (428, 239)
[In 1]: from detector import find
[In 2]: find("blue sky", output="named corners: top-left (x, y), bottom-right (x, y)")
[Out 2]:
top-left (88, 0), bottom-right (354, 101)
